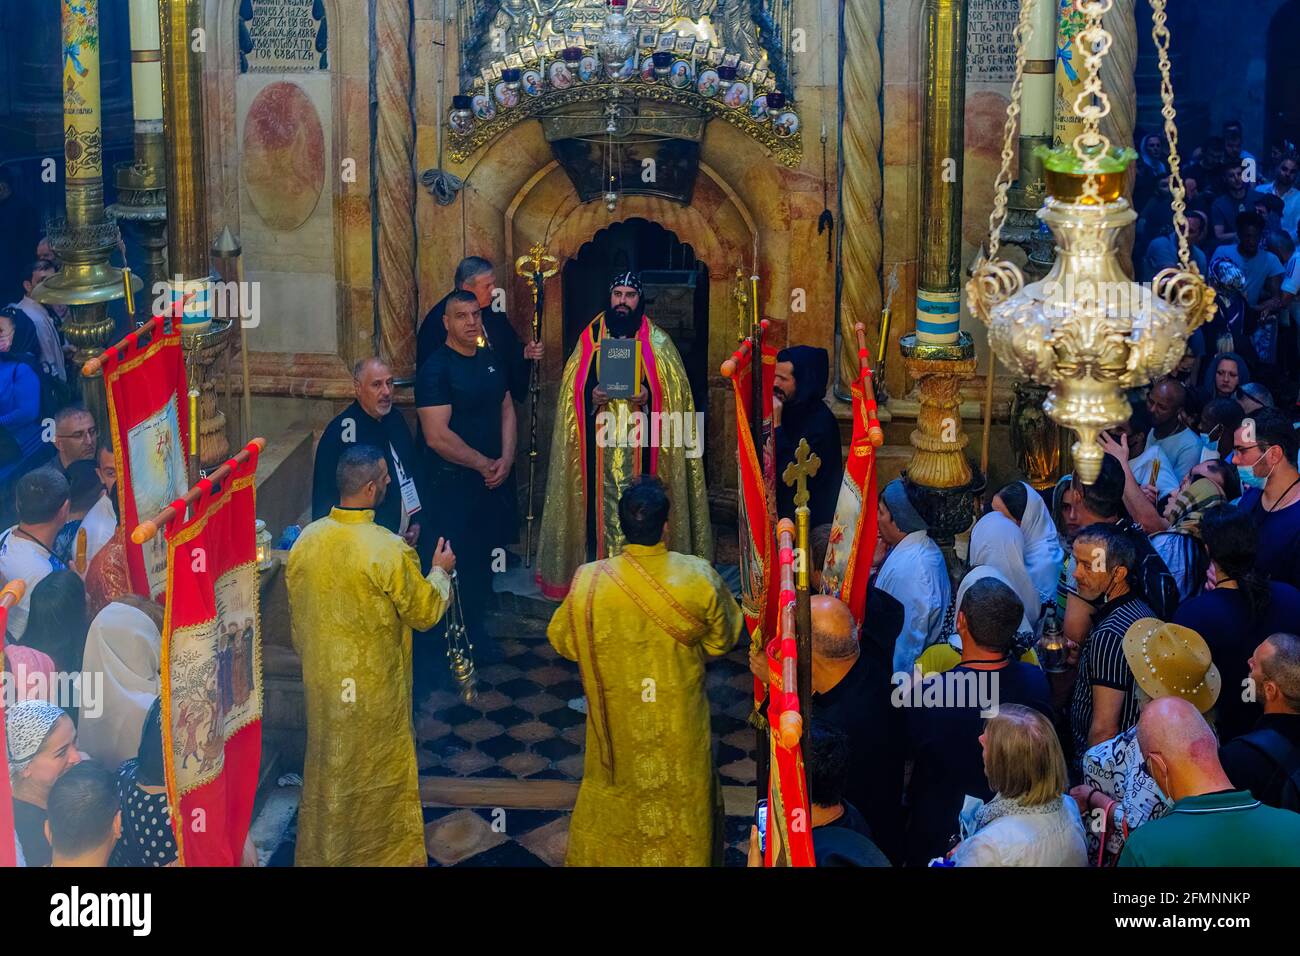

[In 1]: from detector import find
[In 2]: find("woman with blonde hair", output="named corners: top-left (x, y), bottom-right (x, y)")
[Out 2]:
top-left (950, 704), bottom-right (1088, 866)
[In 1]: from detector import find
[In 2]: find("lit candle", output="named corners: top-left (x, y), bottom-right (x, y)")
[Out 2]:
top-left (188, 388), bottom-right (199, 457)
top-left (877, 307), bottom-right (890, 365)
top-left (127, 0), bottom-right (163, 126)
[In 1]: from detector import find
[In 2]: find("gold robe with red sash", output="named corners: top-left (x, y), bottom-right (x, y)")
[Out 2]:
top-left (536, 313), bottom-right (712, 599)
top-left (547, 542), bottom-right (743, 865)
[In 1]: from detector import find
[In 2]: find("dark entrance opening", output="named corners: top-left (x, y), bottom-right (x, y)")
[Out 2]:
top-left (561, 217), bottom-right (710, 426)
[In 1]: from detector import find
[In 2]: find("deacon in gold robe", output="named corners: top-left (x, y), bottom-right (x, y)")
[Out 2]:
top-left (536, 270), bottom-right (712, 598)
top-left (548, 477), bottom-right (743, 865)
top-left (287, 444), bottom-right (455, 866)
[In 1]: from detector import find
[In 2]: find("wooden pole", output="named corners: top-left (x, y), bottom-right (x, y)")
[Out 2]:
top-left (131, 437), bottom-right (266, 544)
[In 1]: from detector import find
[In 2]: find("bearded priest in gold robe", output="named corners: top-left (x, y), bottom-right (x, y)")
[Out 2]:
top-left (536, 271), bottom-right (712, 598)
top-left (548, 477), bottom-right (743, 865)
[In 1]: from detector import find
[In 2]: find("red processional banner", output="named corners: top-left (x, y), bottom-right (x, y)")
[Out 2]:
top-left (820, 348), bottom-right (883, 627)
top-left (728, 335), bottom-right (778, 678)
top-left (160, 447), bottom-right (263, 866)
top-left (0, 602), bottom-right (15, 867)
top-left (102, 316), bottom-right (190, 602)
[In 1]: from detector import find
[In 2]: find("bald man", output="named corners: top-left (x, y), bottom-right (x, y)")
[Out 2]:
top-left (752, 590), bottom-right (906, 862)
top-left (312, 357), bottom-right (425, 546)
top-left (1146, 379), bottom-right (1201, 481)
top-left (1118, 697), bottom-right (1300, 866)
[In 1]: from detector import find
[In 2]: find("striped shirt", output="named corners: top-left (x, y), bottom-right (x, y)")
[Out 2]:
top-left (1070, 593), bottom-right (1155, 766)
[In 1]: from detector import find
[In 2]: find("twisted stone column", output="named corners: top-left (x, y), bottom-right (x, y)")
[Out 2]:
top-left (376, 0), bottom-right (417, 377)
top-left (838, 0), bottom-right (884, 394)
top-left (1101, 0), bottom-right (1138, 275)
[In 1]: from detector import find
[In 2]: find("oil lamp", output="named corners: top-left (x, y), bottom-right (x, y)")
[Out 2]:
top-left (599, 0), bottom-right (635, 78)
top-left (966, 0), bottom-right (1215, 483)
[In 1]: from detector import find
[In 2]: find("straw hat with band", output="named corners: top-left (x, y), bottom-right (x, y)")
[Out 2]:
top-left (1121, 618), bottom-right (1221, 715)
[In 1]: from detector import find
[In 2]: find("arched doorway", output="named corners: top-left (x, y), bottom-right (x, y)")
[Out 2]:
top-left (561, 218), bottom-right (710, 422)
top-left (1267, 0), bottom-right (1300, 151)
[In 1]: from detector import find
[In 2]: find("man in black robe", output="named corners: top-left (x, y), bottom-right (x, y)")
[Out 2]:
top-left (417, 256), bottom-right (543, 551)
top-left (774, 345), bottom-right (843, 527)
top-left (312, 357), bottom-right (425, 547)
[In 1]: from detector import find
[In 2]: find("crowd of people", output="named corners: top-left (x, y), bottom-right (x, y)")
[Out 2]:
top-left (0, 232), bottom-right (234, 867)
top-left (1137, 120), bottom-right (1300, 413)
top-left (745, 361), bottom-right (1300, 866)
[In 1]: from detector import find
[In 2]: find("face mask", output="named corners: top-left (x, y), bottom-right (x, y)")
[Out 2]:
top-left (1085, 572), bottom-right (1117, 609)
top-left (1146, 758), bottom-right (1174, 809)
top-left (1236, 454), bottom-right (1277, 492)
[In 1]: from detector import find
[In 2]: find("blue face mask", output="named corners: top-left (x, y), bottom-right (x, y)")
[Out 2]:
top-left (1235, 453), bottom-right (1276, 492)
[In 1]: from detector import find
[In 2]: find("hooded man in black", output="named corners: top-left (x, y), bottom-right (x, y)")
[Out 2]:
top-left (774, 346), bottom-right (843, 527)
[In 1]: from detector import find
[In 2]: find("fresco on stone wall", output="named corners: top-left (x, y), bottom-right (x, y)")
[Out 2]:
top-left (241, 80), bottom-right (326, 232)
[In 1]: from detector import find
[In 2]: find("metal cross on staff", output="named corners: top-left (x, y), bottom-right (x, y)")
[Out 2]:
top-left (782, 437), bottom-right (821, 509)
top-left (782, 437), bottom-right (821, 718)
top-left (515, 242), bottom-right (559, 567)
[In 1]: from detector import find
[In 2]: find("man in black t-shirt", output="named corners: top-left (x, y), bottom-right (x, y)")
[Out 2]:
top-left (904, 578), bottom-right (1051, 866)
top-left (416, 290), bottom-right (515, 663)
top-left (417, 257), bottom-right (544, 551)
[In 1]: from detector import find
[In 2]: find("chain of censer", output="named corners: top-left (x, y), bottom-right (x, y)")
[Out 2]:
top-left (1148, 0), bottom-right (1191, 270)
top-left (1071, 0), bottom-right (1113, 206)
top-left (982, 0), bottom-right (1037, 262)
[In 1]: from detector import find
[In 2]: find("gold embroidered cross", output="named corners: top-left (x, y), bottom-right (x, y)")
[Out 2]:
top-left (782, 438), bottom-right (821, 509)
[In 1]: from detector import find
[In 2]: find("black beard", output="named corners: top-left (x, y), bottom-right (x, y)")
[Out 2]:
top-left (607, 301), bottom-right (643, 336)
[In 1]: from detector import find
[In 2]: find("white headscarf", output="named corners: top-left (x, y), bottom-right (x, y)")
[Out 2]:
top-left (77, 602), bottom-right (162, 770)
top-left (1016, 481), bottom-right (1065, 606)
top-left (950, 565), bottom-right (1033, 646)
top-left (970, 511), bottom-right (1041, 627)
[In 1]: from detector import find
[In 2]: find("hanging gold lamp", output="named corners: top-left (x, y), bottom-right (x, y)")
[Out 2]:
top-left (967, 0), bottom-right (1217, 483)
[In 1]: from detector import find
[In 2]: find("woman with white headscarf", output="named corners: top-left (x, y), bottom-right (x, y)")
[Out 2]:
top-left (77, 599), bottom-right (163, 770)
top-left (7, 698), bottom-right (83, 867)
top-left (969, 510), bottom-right (1042, 629)
top-left (992, 482), bottom-right (1065, 607)
top-left (917, 565), bottom-right (1039, 674)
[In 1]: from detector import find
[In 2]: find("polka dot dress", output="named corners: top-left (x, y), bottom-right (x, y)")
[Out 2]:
top-left (111, 760), bottom-right (177, 867)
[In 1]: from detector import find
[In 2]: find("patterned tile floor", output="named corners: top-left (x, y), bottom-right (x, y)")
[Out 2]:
top-left (411, 594), bottom-right (760, 866)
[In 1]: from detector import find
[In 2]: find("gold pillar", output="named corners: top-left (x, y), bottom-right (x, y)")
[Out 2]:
top-left (902, 0), bottom-right (980, 547)
top-left (916, 0), bottom-right (968, 347)
top-left (160, 0), bottom-right (213, 331)
top-left (33, 0), bottom-right (139, 430)
top-left (837, 0), bottom-right (884, 395)
top-left (108, 0), bottom-right (169, 304)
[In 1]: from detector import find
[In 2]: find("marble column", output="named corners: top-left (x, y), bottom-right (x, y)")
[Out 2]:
top-left (837, 0), bottom-right (884, 395)
top-left (375, 0), bottom-right (417, 378)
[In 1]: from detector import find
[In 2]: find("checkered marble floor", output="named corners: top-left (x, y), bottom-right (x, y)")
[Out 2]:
top-left (410, 605), bottom-right (759, 866)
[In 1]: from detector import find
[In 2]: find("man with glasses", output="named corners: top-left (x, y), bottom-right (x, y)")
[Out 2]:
top-left (52, 405), bottom-right (96, 474)
top-left (1232, 407), bottom-right (1300, 589)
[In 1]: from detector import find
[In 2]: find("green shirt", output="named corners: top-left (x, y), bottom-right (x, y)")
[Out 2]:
top-left (1118, 790), bottom-right (1300, 867)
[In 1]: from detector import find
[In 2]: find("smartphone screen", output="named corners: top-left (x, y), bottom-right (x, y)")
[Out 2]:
top-left (755, 798), bottom-right (768, 854)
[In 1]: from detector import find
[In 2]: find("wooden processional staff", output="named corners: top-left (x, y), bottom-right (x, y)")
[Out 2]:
top-left (781, 438), bottom-right (819, 719)
top-left (514, 243), bottom-right (559, 567)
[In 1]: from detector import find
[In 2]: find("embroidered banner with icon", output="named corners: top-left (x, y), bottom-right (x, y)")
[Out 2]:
top-left (102, 316), bottom-right (190, 601)
top-left (160, 447), bottom-right (262, 866)
top-left (820, 345), bottom-right (883, 627)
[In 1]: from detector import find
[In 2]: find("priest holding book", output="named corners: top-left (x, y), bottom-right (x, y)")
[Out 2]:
top-left (536, 271), bottom-right (712, 598)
